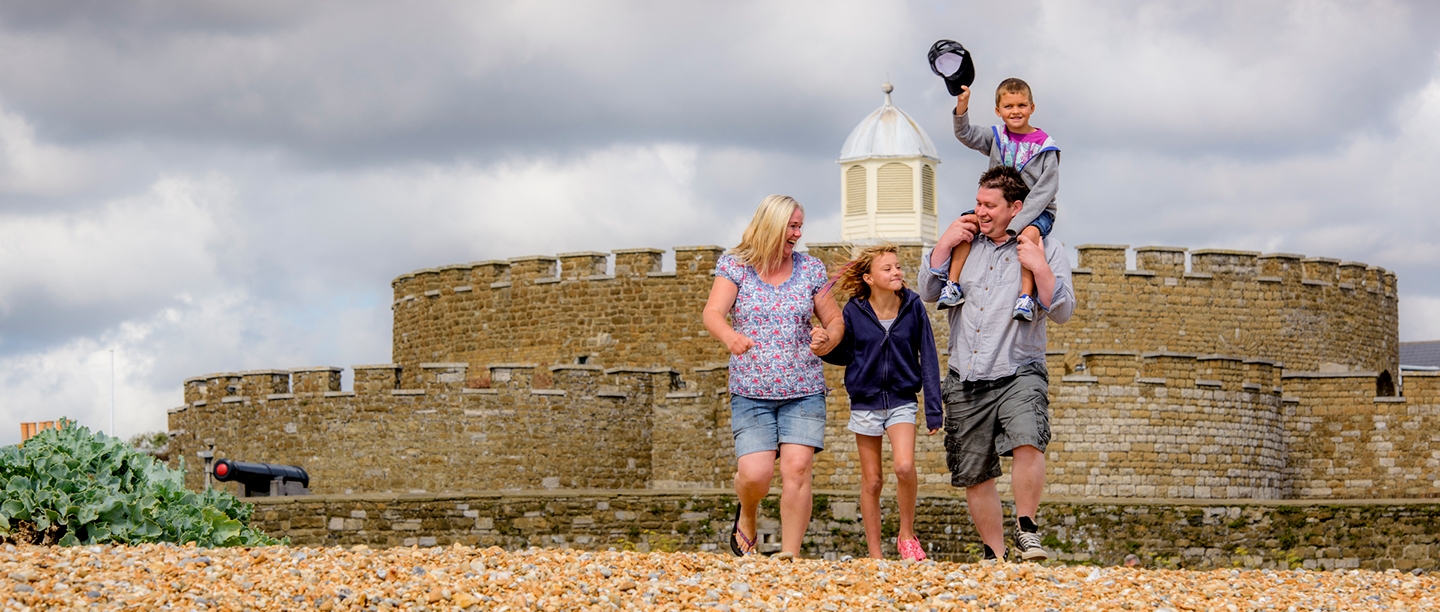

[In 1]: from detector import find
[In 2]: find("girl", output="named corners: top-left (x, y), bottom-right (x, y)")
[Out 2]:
top-left (821, 244), bottom-right (942, 560)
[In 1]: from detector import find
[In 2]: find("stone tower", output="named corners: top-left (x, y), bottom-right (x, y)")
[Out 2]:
top-left (836, 83), bottom-right (941, 243)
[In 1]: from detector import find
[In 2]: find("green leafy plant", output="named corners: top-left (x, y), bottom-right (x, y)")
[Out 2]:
top-left (0, 419), bottom-right (280, 547)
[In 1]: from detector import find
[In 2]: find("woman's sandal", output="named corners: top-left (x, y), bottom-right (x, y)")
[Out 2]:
top-left (728, 503), bottom-right (757, 556)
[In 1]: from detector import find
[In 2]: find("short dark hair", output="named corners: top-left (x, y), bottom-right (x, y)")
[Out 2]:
top-left (978, 166), bottom-right (1029, 204)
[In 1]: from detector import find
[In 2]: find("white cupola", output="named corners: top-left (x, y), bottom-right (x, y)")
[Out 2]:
top-left (836, 83), bottom-right (940, 243)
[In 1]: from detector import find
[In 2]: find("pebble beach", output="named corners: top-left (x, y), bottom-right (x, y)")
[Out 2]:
top-left (3, 543), bottom-right (1438, 611)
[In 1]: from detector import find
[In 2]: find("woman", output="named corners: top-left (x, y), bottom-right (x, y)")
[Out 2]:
top-left (702, 194), bottom-right (843, 558)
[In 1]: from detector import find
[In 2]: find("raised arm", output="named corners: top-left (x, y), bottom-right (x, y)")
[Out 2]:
top-left (953, 109), bottom-right (995, 155)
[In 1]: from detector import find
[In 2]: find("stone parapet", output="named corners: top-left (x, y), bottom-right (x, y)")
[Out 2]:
top-left (247, 490), bottom-right (1440, 571)
top-left (1053, 244), bottom-right (1398, 377)
top-left (168, 363), bottom-right (727, 495)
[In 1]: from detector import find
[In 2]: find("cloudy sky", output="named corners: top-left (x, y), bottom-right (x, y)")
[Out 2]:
top-left (2, 1), bottom-right (1439, 445)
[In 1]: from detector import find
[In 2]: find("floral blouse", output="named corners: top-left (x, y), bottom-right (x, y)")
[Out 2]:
top-left (715, 252), bottom-right (829, 399)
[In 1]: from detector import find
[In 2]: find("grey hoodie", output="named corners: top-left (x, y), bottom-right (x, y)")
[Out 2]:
top-left (953, 111), bottom-right (1060, 236)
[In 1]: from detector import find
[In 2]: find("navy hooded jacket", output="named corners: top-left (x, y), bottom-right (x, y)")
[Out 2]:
top-left (821, 287), bottom-right (944, 430)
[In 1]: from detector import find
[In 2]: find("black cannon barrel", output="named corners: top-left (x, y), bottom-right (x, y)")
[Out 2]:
top-left (212, 459), bottom-right (309, 488)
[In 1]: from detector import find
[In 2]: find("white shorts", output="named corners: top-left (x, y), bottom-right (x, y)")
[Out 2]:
top-left (847, 402), bottom-right (918, 437)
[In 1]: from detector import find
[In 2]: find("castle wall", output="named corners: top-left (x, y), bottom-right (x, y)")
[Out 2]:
top-left (1050, 245), bottom-right (1399, 376)
top-left (409, 243), bottom-right (1397, 383)
top-left (169, 242), bottom-right (1426, 501)
top-left (1047, 352), bottom-right (1289, 499)
top-left (249, 490), bottom-right (1440, 571)
top-left (389, 247), bottom-right (728, 378)
top-left (169, 364), bottom-right (731, 494)
top-left (170, 362), bottom-right (1438, 500)
top-left (1283, 371), bottom-right (1440, 499)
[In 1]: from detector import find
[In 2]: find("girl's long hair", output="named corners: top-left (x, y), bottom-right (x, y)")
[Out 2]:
top-left (729, 195), bottom-right (802, 274)
top-left (829, 243), bottom-right (902, 301)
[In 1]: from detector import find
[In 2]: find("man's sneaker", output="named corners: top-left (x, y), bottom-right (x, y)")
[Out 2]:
top-left (1013, 527), bottom-right (1049, 561)
top-left (1012, 294), bottom-right (1036, 322)
top-left (938, 281), bottom-right (965, 310)
top-left (982, 544), bottom-right (1003, 563)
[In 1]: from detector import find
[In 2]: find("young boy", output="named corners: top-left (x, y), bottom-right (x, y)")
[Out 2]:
top-left (937, 78), bottom-right (1059, 321)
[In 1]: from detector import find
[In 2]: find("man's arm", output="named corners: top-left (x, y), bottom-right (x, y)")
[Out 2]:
top-left (916, 247), bottom-right (950, 303)
top-left (1006, 151), bottom-right (1059, 236)
top-left (1016, 237), bottom-right (1075, 323)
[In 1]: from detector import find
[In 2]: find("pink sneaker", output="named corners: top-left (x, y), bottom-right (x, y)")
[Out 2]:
top-left (898, 538), bottom-right (927, 561)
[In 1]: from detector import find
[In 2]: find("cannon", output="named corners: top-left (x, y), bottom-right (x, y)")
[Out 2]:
top-left (211, 459), bottom-right (311, 497)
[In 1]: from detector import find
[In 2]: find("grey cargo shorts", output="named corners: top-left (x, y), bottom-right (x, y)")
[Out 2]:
top-left (941, 362), bottom-right (1052, 488)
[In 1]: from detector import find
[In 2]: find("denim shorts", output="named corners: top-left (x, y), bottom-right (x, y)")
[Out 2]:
top-left (731, 394), bottom-right (827, 457)
top-left (847, 402), bottom-right (918, 437)
top-left (960, 209), bottom-right (1055, 238)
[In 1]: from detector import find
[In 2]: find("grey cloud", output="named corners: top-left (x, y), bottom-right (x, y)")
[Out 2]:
top-left (0, 1), bottom-right (921, 166)
top-left (3, 1), bottom-right (1440, 445)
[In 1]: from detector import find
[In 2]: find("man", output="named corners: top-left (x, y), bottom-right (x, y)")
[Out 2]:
top-left (917, 165), bottom-right (1074, 561)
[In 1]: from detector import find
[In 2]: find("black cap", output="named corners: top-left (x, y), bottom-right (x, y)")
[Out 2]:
top-left (928, 40), bottom-right (975, 97)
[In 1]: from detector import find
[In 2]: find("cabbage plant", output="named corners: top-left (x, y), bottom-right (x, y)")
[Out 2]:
top-left (0, 420), bottom-right (280, 547)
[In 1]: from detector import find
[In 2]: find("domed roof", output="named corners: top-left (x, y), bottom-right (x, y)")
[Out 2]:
top-left (838, 83), bottom-right (940, 163)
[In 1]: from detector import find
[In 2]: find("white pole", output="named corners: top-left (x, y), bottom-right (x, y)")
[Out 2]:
top-left (110, 349), bottom-right (115, 437)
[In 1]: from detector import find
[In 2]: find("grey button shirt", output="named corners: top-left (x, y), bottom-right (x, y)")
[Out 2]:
top-left (917, 236), bottom-right (1075, 381)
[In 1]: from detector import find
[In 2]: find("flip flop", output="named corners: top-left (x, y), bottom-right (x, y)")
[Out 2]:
top-left (728, 502), bottom-right (757, 557)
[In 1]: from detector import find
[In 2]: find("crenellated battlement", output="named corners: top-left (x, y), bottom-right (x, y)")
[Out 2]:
top-left (168, 361), bottom-right (730, 495)
top-left (1065, 350), bottom-right (1283, 393)
top-left (390, 245), bottom-right (725, 293)
top-left (176, 362), bottom-right (704, 411)
top-left (387, 246), bottom-right (727, 376)
top-left (1051, 244), bottom-right (1399, 378)
top-left (1073, 244), bottom-right (1396, 295)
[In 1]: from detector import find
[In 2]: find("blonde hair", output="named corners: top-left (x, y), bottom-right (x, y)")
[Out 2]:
top-left (729, 195), bottom-right (803, 274)
top-left (831, 243), bottom-right (902, 301)
top-left (995, 77), bottom-right (1033, 105)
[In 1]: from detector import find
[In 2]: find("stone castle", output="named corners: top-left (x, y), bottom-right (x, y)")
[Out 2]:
top-left (167, 240), bottom-right (1438, 502)
top-left (166, 84), bottom-right (1437, 506)
top-left (151, 85), bottom-right (1440, 570)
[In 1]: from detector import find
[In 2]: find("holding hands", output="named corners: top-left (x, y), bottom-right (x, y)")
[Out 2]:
top-left (809, 325), bottom-right (831, 356)
top-left (724, 326), bottom-right (833, 357)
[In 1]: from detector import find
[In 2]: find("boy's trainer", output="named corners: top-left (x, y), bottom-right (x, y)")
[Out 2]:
top-left (1012, 293), bottom-right (1036, 321)
top-left (938, 281), bottom-right (965, 310)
